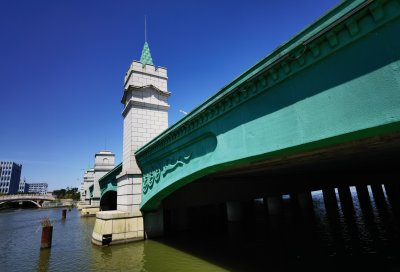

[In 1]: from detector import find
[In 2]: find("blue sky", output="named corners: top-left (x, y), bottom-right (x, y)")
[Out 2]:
top-left (0, 0), bottom-right (339, 190)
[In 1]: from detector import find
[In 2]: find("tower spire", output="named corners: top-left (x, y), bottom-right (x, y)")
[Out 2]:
top-left (140, 16), bottom-right (153, 66)
top-left (145, 15), bottom-right (147, 43)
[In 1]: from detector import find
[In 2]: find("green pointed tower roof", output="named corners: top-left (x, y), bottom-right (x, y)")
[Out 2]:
top-left (140, 42), bottom-right (153, 66)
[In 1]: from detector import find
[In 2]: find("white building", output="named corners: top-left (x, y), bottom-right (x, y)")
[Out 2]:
top-left (18, 177), bottom-right (28, 193)
top-left (0, 161), bottom-right (22, 194)
top-left (27, 183), bottom-right (48, 194)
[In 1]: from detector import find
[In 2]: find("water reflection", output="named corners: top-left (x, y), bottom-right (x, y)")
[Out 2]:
top-left (160, 187), bottom-right (400, 271)
top-left (37, 248), bottom-right (51, 272)
top-left (1, 186), bottom-right (400, 271)
top-left (91, 241), bottom-right (145, 271)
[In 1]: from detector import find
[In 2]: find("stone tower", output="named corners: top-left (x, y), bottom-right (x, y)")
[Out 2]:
top-left (117, 42), bottom-right (170, 215)
top-left (92, 150), bottom-right (115, 206)
top-left (82, 168), bottom-right (94, 204)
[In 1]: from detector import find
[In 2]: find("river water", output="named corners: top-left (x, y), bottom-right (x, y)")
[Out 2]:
top-left (1, 188), bottom-right (400, 271)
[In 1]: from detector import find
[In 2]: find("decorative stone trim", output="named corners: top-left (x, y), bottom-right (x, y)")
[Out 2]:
top-left (122, 99), bottom-right (170, 117)
top-left (124, 61), bottom-right (168, 88)
top-left (121, 84), bottom-right (170, 106)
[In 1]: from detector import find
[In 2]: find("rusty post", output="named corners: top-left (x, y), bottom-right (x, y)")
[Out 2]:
top-left (62, 209), bottom-right (67, 219)
top-left (41, 226), bottom-right (53, 249)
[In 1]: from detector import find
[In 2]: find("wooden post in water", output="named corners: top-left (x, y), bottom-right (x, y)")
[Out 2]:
top-left (62, 209), bottom-right (67, 220)
top-left (40, 218), bottom-right (53, 249)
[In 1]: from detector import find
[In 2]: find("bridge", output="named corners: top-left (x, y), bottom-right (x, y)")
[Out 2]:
top-left (136, 0), bottom-right (400, 212)
top-left (94, 0), bottom-right (400, 243)
top-left (0, 194), bottom-right (55, 207)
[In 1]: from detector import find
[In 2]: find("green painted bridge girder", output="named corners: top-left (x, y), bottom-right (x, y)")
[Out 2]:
top-left (99, 163), bottom-right (122, 200)
top-left (136, 0), bottom-right (400, 211)
top-left (89, 185), bottom-right (94, 199)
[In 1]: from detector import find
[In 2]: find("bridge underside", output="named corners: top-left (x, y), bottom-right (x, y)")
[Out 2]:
top-left (0, 200), bottom-right (42, 208)
top-left (100, 191), bottom-right (117, 211)
top-left (163, 133), bottom-right (400, 209)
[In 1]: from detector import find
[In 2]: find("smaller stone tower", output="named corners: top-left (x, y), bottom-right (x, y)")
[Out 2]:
top-left (82, 168), bottom-right (94, 204)
top-left (91, 150), bottom-right (115, 206)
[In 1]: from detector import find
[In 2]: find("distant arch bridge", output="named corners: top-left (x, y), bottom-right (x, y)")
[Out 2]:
top-left (0, 194), bottom-right (55, 208)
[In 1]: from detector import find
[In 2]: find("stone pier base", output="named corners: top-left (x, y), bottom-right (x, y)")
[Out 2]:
top-left (76, 202), bottom-right (90, 211)
top-left (92, 210), bottom-right (144, 246)
top-left (226, 201), bottom-right (245, 222)
top-left (144, 207), bottom-right (164, 238)
top-left (265, 195), bottom-right (283, 216)
top-left (80, 206), bottom-right (100, 217)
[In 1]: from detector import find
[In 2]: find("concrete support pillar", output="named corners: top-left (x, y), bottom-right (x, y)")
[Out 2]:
top-left (371, 184), bottom-right (396, 249)
top-left (355, 184), bottom-right (381, 251)
top-left (337, 186), bottom-right (354, 210)
top-left (322, 187), bottom-right (338, 211)
top-left (117, 173), bottom-right (142, 215)
top-left (144, 206), bottom-right (164, 239)
top-left (370, 183), bottom-right (386, 207)
top-left (322, 187), bottom-right (346, 254)
top-left (265, 195), bottom-right (283, 216)
top-left (226, 201), bottom-right (245, 222)
top-left (297, 191), bottom-right (313, 210)
top-left (289, 193), bottom-right (299, 212)
top-left (356, 185), bottom-right (373, 219)
top-left (295, 191), bottom-right (317, 257)
top-left (244, 199), bottom-right (256, 221)
top-left (264, 195), bottom-right (285, 261)
top-left (384, 182), bottom-right (400, 210)
top-left (370, 183), bottom-right (392, 236)
top-left (385, 182), bottom-right (400, 224)
top-left (216, 202), bottom-right (228, 223)
top-left (356, 185), bottom-right (372, 211)
top-left (174, 208), bottom-right (189, 231)
top-left (338, 186), bottom-right (360, 253)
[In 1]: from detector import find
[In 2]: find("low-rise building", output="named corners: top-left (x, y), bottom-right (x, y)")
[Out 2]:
top-left (27, 182), bottom-right (48, 194)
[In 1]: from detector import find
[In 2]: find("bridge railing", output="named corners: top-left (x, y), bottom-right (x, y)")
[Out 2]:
top-left (0, 194), bottom-right (55, 200)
